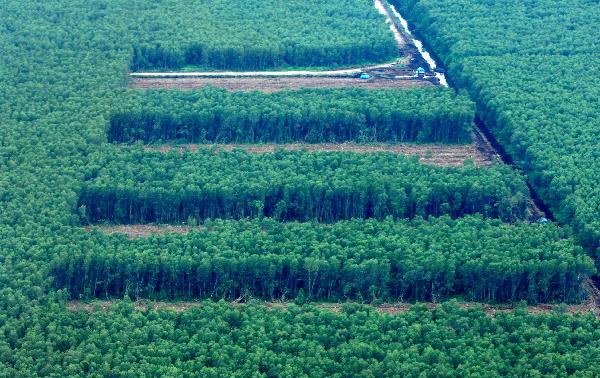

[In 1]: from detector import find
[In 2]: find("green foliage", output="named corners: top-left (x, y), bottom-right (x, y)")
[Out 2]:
top-left (109, 87), bottom-right (475, 144)
top-left (79, 149), bottom-right (530, 223)
top-left (394, 0), bottom-right (599, 58)
top-left (52, 217), bottom-right (594, 303)
top-left (126, 0), bottom-right (398, 70)
top-left (392, 0), bottom-right (600, 254)
top-left (5, 302), bottom-right (600, 376)
top-left (0, 0), bottom-right (598, 374)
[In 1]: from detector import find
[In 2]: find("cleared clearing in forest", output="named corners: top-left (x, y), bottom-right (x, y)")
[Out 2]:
top-left (130, 75), bottom-right (432, 92)
top-left (85, 224), bottom-right (194, 238)
top-left (136, 140), bottom-right (495, 167)
top-left (66, 300), bottom-right (595, 317)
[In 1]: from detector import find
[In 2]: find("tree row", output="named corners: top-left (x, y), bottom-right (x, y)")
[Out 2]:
top-left (78, 149), bottom-right (530, 224)
top-left (53, 216), bottom-right (594, 303)
top-left (132, 41), bottom-right (398, 71)
top-left (1, 0), bottom-right (598, 375)
top-left (126, 0), bottom-right (397, 70)
top-left (109, 88), bottom-right (474, 144)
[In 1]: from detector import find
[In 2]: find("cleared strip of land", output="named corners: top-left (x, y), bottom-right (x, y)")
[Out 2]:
top-left (85, 224), bottom-right (193, 238)
top-left (139, 140), bottom-right (494, 167)
top-left (130, 75), bottom-right (432, 92)
top-left (66, 300), bottom-right (596, 317)
top-left (69, 278), bottom-right (600, 316)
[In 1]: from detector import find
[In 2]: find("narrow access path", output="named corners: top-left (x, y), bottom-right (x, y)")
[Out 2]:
top-left (382, 0), bottom-right (448, 87)
top-left (129, 62), bottom-right (403, 78)
top-left (374, 0), bottom-right (407, 48)
top-left (474, 116), bottom-right (550, 220)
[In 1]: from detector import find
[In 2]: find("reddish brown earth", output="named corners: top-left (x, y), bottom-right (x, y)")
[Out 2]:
top-left (85, 224), bottom-right (194, 238)
top-left (130, 75), bottom-right (432, 92)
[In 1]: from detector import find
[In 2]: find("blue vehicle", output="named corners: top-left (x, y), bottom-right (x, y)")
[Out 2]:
top-left (359, 73), bottom-right (371, 79)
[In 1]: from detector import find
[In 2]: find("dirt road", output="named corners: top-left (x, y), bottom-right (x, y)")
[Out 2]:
top-left (129, 59), bottom-right (409, 78)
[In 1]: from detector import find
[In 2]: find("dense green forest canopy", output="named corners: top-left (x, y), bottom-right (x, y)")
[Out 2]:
top-left (79, 149), bottom-right (530, 223)
top-left (126, 0), bottom-right (398, 70)
top-left (54, 217), bottom-right (594, 303)
top-left (109, 87), bottom-right (474, 144)
top-left (9, 301), bottom-right (600, 376)
top-left (392, 0), bottom-right (600, 256)
top-left (0, 0), bottom-right (599, 375)
top-left (400, 0), bottom-right (599, 58)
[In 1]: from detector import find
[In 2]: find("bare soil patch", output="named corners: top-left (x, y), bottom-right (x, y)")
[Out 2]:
top-left (140, 139), bottom-right (494, 167)
top-left (66, 300), bottom-right (202, 313)
top-left (85, 224), bottom-right (231, 238)
top-left (85, 224), bottom-right (193, 238)
top-left (130, 76), bottom-right (432, 93)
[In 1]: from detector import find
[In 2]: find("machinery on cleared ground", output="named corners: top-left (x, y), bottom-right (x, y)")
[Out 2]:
top-left (355, 66), bottom-right (436, 82)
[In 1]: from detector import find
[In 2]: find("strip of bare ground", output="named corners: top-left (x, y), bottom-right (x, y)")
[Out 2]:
top-left (137, 140), bottom-right (494, 167)
top-left (85, 224), bottom-right (195, 238)
top-left (130, 75), bottom-right (432, 92)
top-left (66, 299), bottom-right (595, 317)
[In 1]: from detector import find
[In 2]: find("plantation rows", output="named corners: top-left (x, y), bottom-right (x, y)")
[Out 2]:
top-left (2, 0), bottom-right (599, 374)
top-left (79, 149), bottom-right (529, 224)
top-left (127, 0), bottom-right (397, 70)
top-left (109, 88), bottom-right (474, 144)
top-left (54, 217), bottom-right (593, 303)
top-left (393, 0), bottom-right (600, 255)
